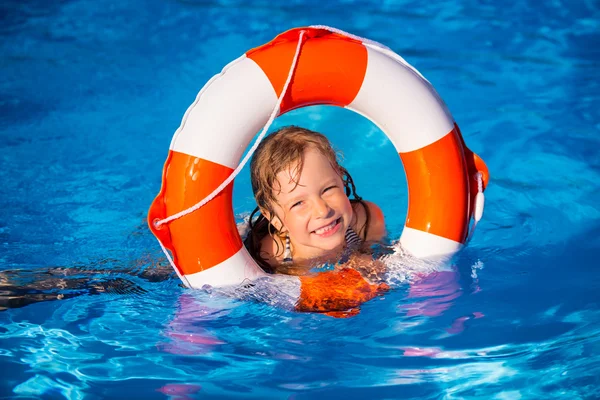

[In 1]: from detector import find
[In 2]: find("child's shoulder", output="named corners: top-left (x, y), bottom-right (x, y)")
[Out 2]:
top-left (351, 200), bottom-right (386, 242)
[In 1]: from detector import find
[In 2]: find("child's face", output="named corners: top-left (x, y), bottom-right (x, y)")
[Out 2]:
top-left (270, 147), bottom-right (354, 259)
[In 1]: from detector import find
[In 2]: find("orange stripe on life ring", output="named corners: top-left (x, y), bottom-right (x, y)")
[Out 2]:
top-left (149, 151), bottom-right (242, 276)
top-left (247, 28), bottom-right (367, 113)
top-left (400, 128), bottom-right (470, 243)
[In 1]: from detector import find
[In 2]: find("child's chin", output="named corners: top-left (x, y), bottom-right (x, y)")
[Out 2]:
top-left (313, 237), bottom-right (344, 251)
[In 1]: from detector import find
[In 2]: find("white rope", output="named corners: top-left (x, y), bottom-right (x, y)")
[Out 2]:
top-left (153, 30), bottom-right (307, 277)
top-left (154, 30), bottom-right (307, 229)
top-left (467, 172), bottom-right (485, 242)
top-left (309, 25), bottom-right (430, 83)
top-left (309, 25), bottom-right (392, 50)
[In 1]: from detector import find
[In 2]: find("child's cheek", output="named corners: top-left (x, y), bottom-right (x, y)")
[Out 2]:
top-left (343, 198), bottom-right (354, 216)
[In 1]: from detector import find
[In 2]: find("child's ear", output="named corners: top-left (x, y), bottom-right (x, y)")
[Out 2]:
top-left (260, 207), bottom-right (285, 232)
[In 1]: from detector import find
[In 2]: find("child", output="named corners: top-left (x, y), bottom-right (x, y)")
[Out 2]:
top-left (244, 126), bottom-right (386, 277)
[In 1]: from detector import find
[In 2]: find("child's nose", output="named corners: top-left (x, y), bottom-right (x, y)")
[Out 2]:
top-left (313, 198), bottom-right (333, 218)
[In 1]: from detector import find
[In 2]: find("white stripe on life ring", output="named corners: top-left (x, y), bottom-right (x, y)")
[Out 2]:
top-left (171, 56), bottom-right (278, 169)
top-left (184, 247), bottom-right (267, 288)
top-left (346, 46), bottom-right (455, 153)
top-left (400, 226), bottom-right (463, 259)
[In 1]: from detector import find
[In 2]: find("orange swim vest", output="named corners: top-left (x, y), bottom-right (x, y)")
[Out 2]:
top-left (148, 27), bottom-right (489, 313)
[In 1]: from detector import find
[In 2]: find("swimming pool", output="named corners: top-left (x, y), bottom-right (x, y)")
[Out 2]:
top-left (1, 0), bottom-right (599, 398)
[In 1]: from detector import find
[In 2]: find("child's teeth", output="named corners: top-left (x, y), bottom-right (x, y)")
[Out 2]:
top-left (315, 220), bottom-right (336, 235)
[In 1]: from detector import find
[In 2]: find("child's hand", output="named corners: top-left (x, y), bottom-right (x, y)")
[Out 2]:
top-left (296, 267), bottom-right (389, 315)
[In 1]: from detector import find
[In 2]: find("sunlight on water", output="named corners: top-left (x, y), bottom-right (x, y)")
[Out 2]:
top-left (1, 0), bottom-right (599, 398)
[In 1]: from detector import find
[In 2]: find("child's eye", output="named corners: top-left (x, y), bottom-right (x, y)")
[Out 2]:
top-left (323, 185), bottom-right (337, 193)
top-left (291, 201), bottom-right (303, 209)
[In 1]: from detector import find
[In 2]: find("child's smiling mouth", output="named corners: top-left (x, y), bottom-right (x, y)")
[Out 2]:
top-left (312, 217), bottom-right (343, 237)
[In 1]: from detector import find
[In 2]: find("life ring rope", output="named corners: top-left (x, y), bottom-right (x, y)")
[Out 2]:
top-left (154, 31), bottom-right (307, 230)
top-left (309, 25), bottom-right (430, 84)
top-left (152, 30), bottom-right (308, 280)
top-left (467, 172), bottom-right (485, 242)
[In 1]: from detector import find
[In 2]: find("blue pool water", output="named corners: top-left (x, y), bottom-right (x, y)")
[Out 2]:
top-left (1, 0), bottom-right (599, 398)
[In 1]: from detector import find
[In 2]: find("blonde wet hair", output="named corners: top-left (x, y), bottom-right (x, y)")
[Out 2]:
top-left (244, 126), bottom-right (369, 273)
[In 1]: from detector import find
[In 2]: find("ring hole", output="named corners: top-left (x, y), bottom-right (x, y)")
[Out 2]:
top-left (153, 218), bottom-right (163, 230)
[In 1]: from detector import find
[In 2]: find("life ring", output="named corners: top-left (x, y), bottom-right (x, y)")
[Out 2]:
top-left (148, 27), bottom-right (489, 310)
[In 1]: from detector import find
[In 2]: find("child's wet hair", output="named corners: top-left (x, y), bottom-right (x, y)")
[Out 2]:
top-left (245, 126), bottom-right (369, 273)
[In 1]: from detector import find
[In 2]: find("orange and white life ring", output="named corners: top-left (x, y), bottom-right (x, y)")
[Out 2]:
top-left (148, 27), bottom-right (488, 306)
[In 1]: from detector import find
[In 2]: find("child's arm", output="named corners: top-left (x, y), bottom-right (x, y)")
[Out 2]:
top-left (364, 200), bottom-right (386, 242)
